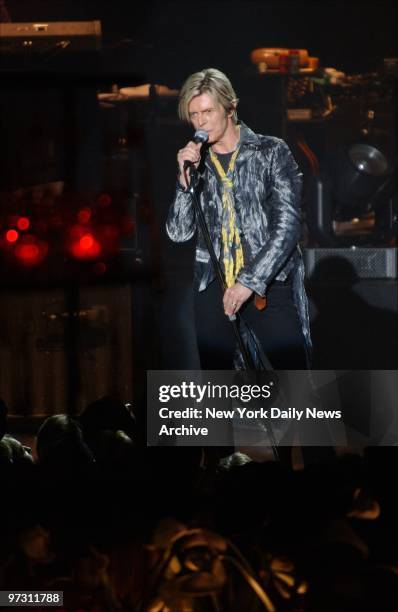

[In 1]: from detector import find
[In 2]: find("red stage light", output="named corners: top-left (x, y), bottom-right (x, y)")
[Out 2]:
top-left (69, 230), bottom-right (102, 259)
top-left (17, 217), bottom-right (30, 231)
top-left (81, 234), bottom-right (94, 249)
top-left (97, 193), bottom-right (112, 208)
top-left (6, 229), bottom-right (19, 243)
top-left (17, 243), bottom-right (40, 262)
top-left (69, 224), bottom-right (84, 240)
top-left (14, 236), bottom-right (48, 266)
top-left (77, 208), bottom-right (92, 224)
top-left (94, 262), bottom-right (107, 275)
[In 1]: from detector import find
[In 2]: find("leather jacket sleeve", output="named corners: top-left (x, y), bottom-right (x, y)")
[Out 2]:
top-left (237, 140), bottom-right (303, 296)
top-left (165, 182), bottom-right (197, 242)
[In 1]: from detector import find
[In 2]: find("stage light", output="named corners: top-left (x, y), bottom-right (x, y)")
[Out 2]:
top-left (14, 235), bottom-right (48, 267)
top-left (81, 234), bottom-right (94, 249)
top-left (16, 243), bottom-right (39, 263)
top-left (332, 143), bottom-right (391, 212)
top-left (6, 229), bottom-right (19, 243)
top-left (68, 225), bottom-right (102, 260)
top-left (97, 193), bottom-right (112, 208)
top-left (307, 142), bottom-right (396, 246)
top-left (17, 217), bottom-right (30, 231)
top-left (77, 208), bottom-right (92, 224)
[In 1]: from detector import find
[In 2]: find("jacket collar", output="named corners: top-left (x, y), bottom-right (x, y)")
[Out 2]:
top-left (238, 121), bottom-right (261, 147)
top-left (204, 121), bottom-right (260, 172)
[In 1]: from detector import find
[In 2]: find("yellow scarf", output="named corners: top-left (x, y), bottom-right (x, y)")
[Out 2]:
top-left (209, 143), bottom-right (244, 288)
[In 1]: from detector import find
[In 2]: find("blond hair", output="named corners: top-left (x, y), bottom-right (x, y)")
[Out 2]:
top-left (178, 68), bottom-right (239, 123)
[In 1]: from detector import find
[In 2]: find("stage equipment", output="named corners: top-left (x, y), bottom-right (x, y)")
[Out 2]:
top-left (0, 21), bottom-right (102, 53)
top-left (307, 142), bottom-right (397, 247)
top-left (304, 246), bottom-right (398, 279)
top-left (97, 83), bottom-right (179, 107)
top-left (329, 143), bottom-right (391, 213)
top-left (0, 284), bottom-right (133, 416)
top-left (297, 67), bottom-right (398, 247)
top-left (250, 47), bottom-right (319, 73)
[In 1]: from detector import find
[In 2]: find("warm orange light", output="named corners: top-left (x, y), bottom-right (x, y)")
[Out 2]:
top-left (6, 229), bottom-right (19, 243)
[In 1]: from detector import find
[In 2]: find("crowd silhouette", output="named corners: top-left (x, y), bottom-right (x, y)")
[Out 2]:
top-left (1, 396), bottom-right (398, 611)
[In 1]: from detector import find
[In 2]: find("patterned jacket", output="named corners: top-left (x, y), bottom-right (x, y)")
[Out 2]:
top-left (166, 122), bottom-right (312, 349)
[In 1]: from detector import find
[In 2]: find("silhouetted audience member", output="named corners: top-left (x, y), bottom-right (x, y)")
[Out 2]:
top-left (0, 434), bottom-right (34, 478)
top-left (79, 396), bottom-right (136, 441)
top-left (78, 396), bottom-right (138, 482)
top-left (36, 414), bottom-right (95, 478)
top-left (2, 394), bottom-right (398, 612)
top-left (89, 429), bottom-right (136, 476)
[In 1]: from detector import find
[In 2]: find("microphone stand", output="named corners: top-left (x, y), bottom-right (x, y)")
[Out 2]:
top-left (186, 166), bottom-right (253, 369)
top-left (186, 164), bottom-right (279, 461)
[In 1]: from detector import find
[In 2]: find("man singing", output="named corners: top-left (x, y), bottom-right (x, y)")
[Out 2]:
top-left (166, 68), bottom-right (311, 370)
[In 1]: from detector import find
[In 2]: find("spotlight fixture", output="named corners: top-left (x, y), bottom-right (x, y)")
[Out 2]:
top-left (307, 142), bottom-right (396, 246)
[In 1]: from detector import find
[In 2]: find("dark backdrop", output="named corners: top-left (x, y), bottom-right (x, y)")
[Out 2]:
top-left (5, 0), bottom-right (398, 84)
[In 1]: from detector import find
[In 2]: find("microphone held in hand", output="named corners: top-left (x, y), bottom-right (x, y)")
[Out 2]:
top-left (183, 130), bottom-right (209, 170)
top-left (193, 129), bottom-right (209, 144)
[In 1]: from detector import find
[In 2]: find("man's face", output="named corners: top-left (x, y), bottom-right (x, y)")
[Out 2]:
top-left (188, 92), bottom-right (232, 144)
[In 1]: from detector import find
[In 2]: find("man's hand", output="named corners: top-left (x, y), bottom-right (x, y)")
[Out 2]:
top-left (177, 141), bottom-right (202, 189)
top-left (223, 282), bottom-right (253, 316)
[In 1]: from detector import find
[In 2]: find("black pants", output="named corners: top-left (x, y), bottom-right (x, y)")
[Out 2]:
top-left (194, 278), bottom-right (308, 370)
top-left (194, 280), bottom-right (336, 467)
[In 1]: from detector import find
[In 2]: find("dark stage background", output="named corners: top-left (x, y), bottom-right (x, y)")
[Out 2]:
top-left (1, 0), bottom-right (397, 416)
top-left (5, 0), bottom-right (398, 79)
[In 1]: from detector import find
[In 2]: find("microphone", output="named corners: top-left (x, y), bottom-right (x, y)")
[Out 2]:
top-left (183, 130), bottom-right (209, 170)
top-left (193, 129), bottom-right (209, 144)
